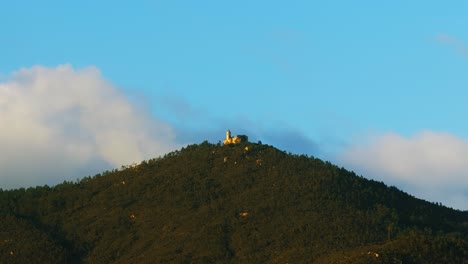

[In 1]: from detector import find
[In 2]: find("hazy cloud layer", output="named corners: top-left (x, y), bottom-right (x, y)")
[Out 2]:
top-left (436, 33), bottom-right (468, 58)
top-left (0, 65), bottom-right (179, 188)
top-left (339, 131), bottom-right (468, 210)
top-left (260, 129), bottom-right (319, 155)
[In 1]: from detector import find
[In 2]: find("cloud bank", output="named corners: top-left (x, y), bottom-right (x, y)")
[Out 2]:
top-left (0, 65), bottom-right (179, 189)
top-left (339, 131), bottom-right (468, 210)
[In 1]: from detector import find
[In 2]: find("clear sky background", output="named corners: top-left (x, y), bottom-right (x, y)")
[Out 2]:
top-left (1, 1), bottom-right (468, 210)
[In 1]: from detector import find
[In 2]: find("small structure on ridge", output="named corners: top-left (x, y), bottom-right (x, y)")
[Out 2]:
top-left (223, 130), bottom-right (248, 145)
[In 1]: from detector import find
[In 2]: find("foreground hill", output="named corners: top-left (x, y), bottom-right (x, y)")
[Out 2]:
top-left (0, 141), bottom-right (467, 263)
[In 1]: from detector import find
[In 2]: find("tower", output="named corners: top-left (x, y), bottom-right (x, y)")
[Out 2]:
top-left (224, 130), bottom-right (232, 145)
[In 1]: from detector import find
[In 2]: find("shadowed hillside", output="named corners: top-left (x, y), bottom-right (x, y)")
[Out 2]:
top-left (0, 141), bottom-right (467, 263)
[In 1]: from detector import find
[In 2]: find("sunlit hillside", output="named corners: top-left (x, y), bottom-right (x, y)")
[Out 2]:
top-left (1, 141), bottom-right (467, 263)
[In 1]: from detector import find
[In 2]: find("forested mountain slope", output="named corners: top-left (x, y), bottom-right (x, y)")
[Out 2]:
top-left (1, 141), bottom-right (467, 263)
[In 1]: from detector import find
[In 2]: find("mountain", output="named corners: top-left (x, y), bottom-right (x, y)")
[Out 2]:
top-left (0, 141), bottom-right (467, 263)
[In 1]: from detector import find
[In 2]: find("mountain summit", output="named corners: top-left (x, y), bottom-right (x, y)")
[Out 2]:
top-left (0, 140), bottom-right (467, 263)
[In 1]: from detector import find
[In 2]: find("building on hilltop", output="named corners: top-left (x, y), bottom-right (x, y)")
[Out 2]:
top-left (223, 130), bottom-right (248, 145)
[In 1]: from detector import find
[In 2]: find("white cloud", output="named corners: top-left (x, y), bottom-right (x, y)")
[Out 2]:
top-left (0, 64), bottom-right (180, 189)
top-left (338, 131), bottom-right (468, 210)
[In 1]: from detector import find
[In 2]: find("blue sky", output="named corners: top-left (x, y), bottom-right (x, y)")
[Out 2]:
top-left (1, 1), bottom-right (468, 210)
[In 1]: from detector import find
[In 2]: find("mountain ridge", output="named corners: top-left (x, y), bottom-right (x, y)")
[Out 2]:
top-left (0, 140), bottom-right (467, 263)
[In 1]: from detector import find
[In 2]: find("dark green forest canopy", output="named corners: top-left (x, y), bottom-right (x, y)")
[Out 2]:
top-left (0, 141), bottom-right (467, 263)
